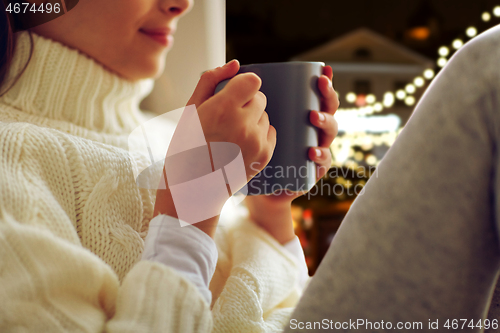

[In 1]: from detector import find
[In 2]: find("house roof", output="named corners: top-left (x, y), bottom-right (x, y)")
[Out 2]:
top-left (292, 28), bottom-right (433, 67)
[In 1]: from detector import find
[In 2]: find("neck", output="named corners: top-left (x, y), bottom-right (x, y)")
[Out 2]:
top-left (0, 31), bottom-right (154, 134)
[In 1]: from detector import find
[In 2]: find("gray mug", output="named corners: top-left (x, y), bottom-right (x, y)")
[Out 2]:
top-left (215, 61), bottom-right (325, 195)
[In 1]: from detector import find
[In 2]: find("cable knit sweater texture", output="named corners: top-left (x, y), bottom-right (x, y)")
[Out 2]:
top-left (0, 32), bottom-right (302, 332)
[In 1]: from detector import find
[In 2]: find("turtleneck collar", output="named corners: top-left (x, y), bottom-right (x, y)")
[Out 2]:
top-left (0, 32), bottom-right (155, 135)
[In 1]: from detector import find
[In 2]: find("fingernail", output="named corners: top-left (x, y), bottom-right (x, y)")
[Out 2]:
top-left (315, 148), bottom-right (322, 157)
top-left (317, 111), bottom-right (325, 122)
top-left (223, 59), bottom-right (236, 68)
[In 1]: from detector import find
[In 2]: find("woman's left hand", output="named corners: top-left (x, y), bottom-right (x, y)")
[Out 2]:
top-left (245, 66), bottom-right (340, 244)
top-left (308, 65), bottom-right (339, 181)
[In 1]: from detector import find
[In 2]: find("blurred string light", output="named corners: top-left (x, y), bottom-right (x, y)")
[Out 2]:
top-left (452, 39), bottom-right (464, 49)
top-left (405, 96), bottom-right (416, 106)
top-left (414, 77), bottom-right (425, 87)
top-left (335, 4), bottom-right (498, 116)
top-left (437, 57), bottom-right (447, 67)
top-left (365, 94), bottom-right (376, 104)
top-left (383, 92), bottom-right (395, 107)
top-left (330, 130), bottom-right (402, 166)
top-left (354, 151), bottom-right (364, 161)
top-left (396, 90), bottom-right (406, 100)
top-left (331, 5), bottom-right (500, 167)
top-left (335, 112), bottom-right (401, 132)
top-left (438, 46), bottom-right (449, 56)
top-left (494, 6), bottom-right (500, 17)
top-left (466, 27), bottom-right (477, 38)
top-left (423, 69), bottom-right (435, 79)
top-left (405, 84), bottom-right (416, 94)
top-left (366, 155), bottom-right (378, 166)
top-left (346, 92), bottom-right (357, 103)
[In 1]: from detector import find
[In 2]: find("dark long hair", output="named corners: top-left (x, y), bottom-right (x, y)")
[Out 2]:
top-left (0, 1), bottom-right (33, 96)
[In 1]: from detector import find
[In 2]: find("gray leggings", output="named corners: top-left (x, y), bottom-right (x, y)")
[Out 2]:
top-left (286, 25), bottom-right (500, 332)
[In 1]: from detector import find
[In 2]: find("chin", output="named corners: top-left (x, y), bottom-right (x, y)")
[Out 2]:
top-left (152, 54), bottom-right (167, 79)
top-left (150, 64), bottom-right (166, 80)
top-left (130, 55), bottom-right (166, 81)
top-left (118, 61), bottom-right (164, 81)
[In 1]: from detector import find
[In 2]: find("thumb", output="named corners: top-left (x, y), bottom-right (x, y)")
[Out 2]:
top-left (187, 59), bottom-right (240, 108)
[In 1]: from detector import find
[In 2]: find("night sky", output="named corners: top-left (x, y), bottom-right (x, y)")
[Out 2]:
top-left (227, 0), bottom-right (500, 64)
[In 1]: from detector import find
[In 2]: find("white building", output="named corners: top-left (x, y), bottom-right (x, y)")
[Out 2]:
top-left (293, 28), bottom-right (434, 126)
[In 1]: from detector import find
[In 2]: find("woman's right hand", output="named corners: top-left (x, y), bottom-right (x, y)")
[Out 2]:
top-left (153, 60), bottom-right (276, 237)
top-left (188, 59), bottom-right (277, 182)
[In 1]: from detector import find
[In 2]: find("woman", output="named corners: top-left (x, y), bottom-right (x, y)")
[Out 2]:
top-left (0, 0), bottom-right (339, 332)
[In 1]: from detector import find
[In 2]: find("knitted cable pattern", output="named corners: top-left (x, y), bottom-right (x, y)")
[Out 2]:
top-left (0, 31), bottom-right (302, 332)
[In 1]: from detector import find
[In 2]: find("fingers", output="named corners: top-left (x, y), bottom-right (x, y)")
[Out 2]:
top-left (310, 110), bottom-right (338, 147)
top-left (187, 59), bottom-right (240, 107)
top-left (219, 72), bottom-right (262, 108)
top-left (308, 147), bottom-right (332, 180)
top-left (322, 65), bottom-right (333, 81)
top-left (255, 108), bottom-right (276, 167)
top-left (260, 123), bottom-right (277, 177)
top-left (256, 107), bottom-right (273, 151)
top-left (245, 91), bottom-right (267, 123)
top-left (318, 74), bottom-right (340, 114)
top-left (267, 124), bottom-right (277, 152)
top-left (257, 106), bottom-right (270, 127)
top-left (252, 96), bottom-right (275, 156)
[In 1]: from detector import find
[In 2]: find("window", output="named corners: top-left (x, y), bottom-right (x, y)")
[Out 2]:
top-left (353, 80), bottom-right (371, 107)
top-left (353, 47), bottom-right (372, 60)
top-left (354, 80), bottom-right (371, 95)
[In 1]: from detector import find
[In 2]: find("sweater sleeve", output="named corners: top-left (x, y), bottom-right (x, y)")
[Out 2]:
top-left (282, 236), bottom-right (310, 290)
top-left (142, 214), bottom-right (219, 304)
top-left (0, 123), bottom-right (212, 332)
top-left (210, 217), bottom-right (302, 333)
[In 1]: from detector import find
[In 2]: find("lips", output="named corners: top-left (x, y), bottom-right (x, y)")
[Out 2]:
top-left (139, 28), bottom-right (175, 47)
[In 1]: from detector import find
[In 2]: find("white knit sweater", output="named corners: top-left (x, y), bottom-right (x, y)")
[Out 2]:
top-left (0, 32), bottom-right (302, 332)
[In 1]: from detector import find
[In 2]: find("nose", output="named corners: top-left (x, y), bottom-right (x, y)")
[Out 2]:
top-left (160, 0), bottom-right (193, 17)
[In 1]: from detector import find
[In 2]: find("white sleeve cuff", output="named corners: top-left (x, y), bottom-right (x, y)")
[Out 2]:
top-left (141, 214), bottom-right (218, 304)
top-left (283, 236), bottom-right (309, 290)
